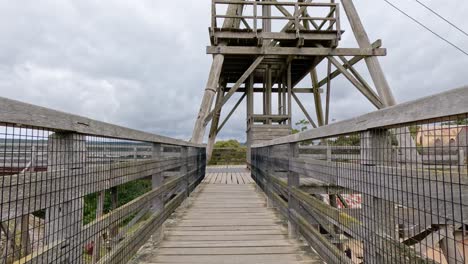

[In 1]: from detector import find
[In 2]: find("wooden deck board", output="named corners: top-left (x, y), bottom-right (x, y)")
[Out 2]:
top-left (133, 170), bottom-right (323, 264)
top-left (203, 165), bottom-right (255, 185)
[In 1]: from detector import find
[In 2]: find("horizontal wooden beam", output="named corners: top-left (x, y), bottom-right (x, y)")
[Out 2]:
top-left (224, 88), bottom-right (323, 93)
top-left (207, 46), bottom-right (386, 56)
top-left (253, 86), bottom-right (468, 147)
top-left (0, 97), bottom-right (204, 148)
top-left (214, 0), bottom-right (337, 7)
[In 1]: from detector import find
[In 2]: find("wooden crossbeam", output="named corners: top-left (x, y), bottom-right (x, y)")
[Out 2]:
top-left (204, 56), bottom-right (264, 125)
top-left (316, 40), bottom-right (382, 89)
top-left (207, 46), bottom-right (386, 56)
top-left (328, 56), bottom-right (384, 109)
top-left (292, 92), bottom-right (318, 128)
top-left (216, 94), bottom-right (246, 134)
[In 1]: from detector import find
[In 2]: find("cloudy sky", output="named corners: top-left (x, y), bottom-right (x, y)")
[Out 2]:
top-left (0, 0), bottom-right (467, 142)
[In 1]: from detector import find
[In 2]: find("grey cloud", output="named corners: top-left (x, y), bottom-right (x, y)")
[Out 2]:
top-left (0, 0), bottom-right (467, 143)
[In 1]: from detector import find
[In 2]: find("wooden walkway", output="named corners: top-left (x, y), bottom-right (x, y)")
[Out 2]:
top-left (202, 165), bottom-right (254, 184)
top-left (133, 167), bottom-right (322, 264)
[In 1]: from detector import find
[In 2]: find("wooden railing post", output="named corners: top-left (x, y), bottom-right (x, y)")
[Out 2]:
top-left (360, 129), bottom-right (397, 263)
top-left (45, 132), bottom-right (86, 263)
top-left (151, 143), bottom-right (164, 243)
top-left (91, 190), bottom-right (105, 263)
top-left (265, 146), bottom-right (274, 208)
top-left (180, 146), bottom-right (189, 206)
top-left (288, 142), bottom-right (299, 239)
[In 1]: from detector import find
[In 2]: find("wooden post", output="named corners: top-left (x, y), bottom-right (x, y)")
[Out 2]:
top-left (287, 63), bottom-right (292, 126)
top-left (247, 75), bottom-right (254, 166)
top-left (265, 146), bottom-right (274, 208)
top-left (262, 0), bottom-right (271, 46)
top-left (360, 129), bottom-right (398, 263)
top-left (18, 146), bottom-right (37, 258)
top-left (151, 143), bottom-right (164, 243)
top-left (133, 146), bottom-right (137, 160)
top-left (459, 149), bottom-right (465, 166)
top-left (180, 147), bottom-right (189, 206)
top-left (91, 191), bottom-right (105, 263)
top-left (288, 142), bottom-right (300, 239)
top-left (266, 65), bottom-right (272, 124)
top-left (108, 187), bottom-right (119, 250)
top-left (45, 133), bottom-right (86, 263)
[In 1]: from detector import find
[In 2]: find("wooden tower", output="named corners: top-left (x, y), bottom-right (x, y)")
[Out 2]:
top-left (191, 0), bottom-right (396, 164)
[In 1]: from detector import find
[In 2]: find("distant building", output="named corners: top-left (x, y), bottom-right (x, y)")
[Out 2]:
top-left (416, 125), bottom-right (468, 148)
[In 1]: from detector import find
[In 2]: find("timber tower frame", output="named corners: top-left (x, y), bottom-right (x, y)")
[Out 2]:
top-left (192, 0), bottom-right (396, 163)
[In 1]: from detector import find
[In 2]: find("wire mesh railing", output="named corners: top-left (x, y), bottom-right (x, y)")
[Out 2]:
top-left (0, 97), bottom-right (206, 263)
top-left (251, 87), bottom-right (468, 263)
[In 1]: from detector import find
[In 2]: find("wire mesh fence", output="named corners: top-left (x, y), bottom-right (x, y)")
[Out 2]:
top-left (252, 113), bottom-right (468, 263)
top-left (0, 123), bottom-right (206, 263)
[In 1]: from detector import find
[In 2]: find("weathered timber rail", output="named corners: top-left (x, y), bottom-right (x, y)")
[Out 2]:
top-left (0, 97), bottom-right (206, 263)
top-left (252, 87), bottom-right (468, 264)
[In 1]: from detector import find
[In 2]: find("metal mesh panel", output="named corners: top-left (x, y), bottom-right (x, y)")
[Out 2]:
top-left (252, 114), bottom-right (468, 263)
top-left (0, 124), bottom-right (206, 263)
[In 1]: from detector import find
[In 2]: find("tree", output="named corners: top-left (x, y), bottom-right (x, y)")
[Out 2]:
top-left (292, 119), bottom-right (310, 134)
top-left (214, 140), bottom-right (242, 148)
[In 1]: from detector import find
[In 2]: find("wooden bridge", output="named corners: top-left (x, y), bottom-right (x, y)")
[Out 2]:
top-left (0, 1), bottom-right (467, 264)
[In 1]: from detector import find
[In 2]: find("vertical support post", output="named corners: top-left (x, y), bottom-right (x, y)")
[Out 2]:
top-left (45, 133), bottom-right (86, 263)
top-left (109, 187), bottom-right (119, 249)
top-left (287, 63), bottom-right (292, 126)
top-left (266, 65), bottom-right (272, 124)
top-left (288, 142), bottom-right (300, 239)
top-left (360, 129), bottom-right (397, 263)
top-left (247, 75), bottom-right (254, 166)
top-left (459, 149), bottom-right (465, 166)
top-left (325, 59), bottom-right (332, 125)
top-left (265, 146), bottom-right (274, 208)
top-left (211, 0), bottom-right (217, 30)
top-left (253, 0), bottom-right (258, 33)
top-left (133, 146), bottom-right (137, 160)
top-left (180, 146), bottom-right (189, 206)
top-left (19, 145), bottom-right (35, 257)
top-left (262, 0), bottom-right (271, 46)
top-left (151, 143), bottom-right (164, 243)
top-left (91, 191), bottom-right (105, 263)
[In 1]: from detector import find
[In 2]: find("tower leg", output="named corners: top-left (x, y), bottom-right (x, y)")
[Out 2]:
top-left (341, 0), bottom-right (396, 107)
top-left (191, 54), bottom-right (224, 143)
top-left (207, 85), bottom-right (225, 161)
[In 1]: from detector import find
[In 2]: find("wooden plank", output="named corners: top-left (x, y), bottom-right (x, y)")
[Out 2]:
top-left (207, 46), bottom-right (387, 56)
